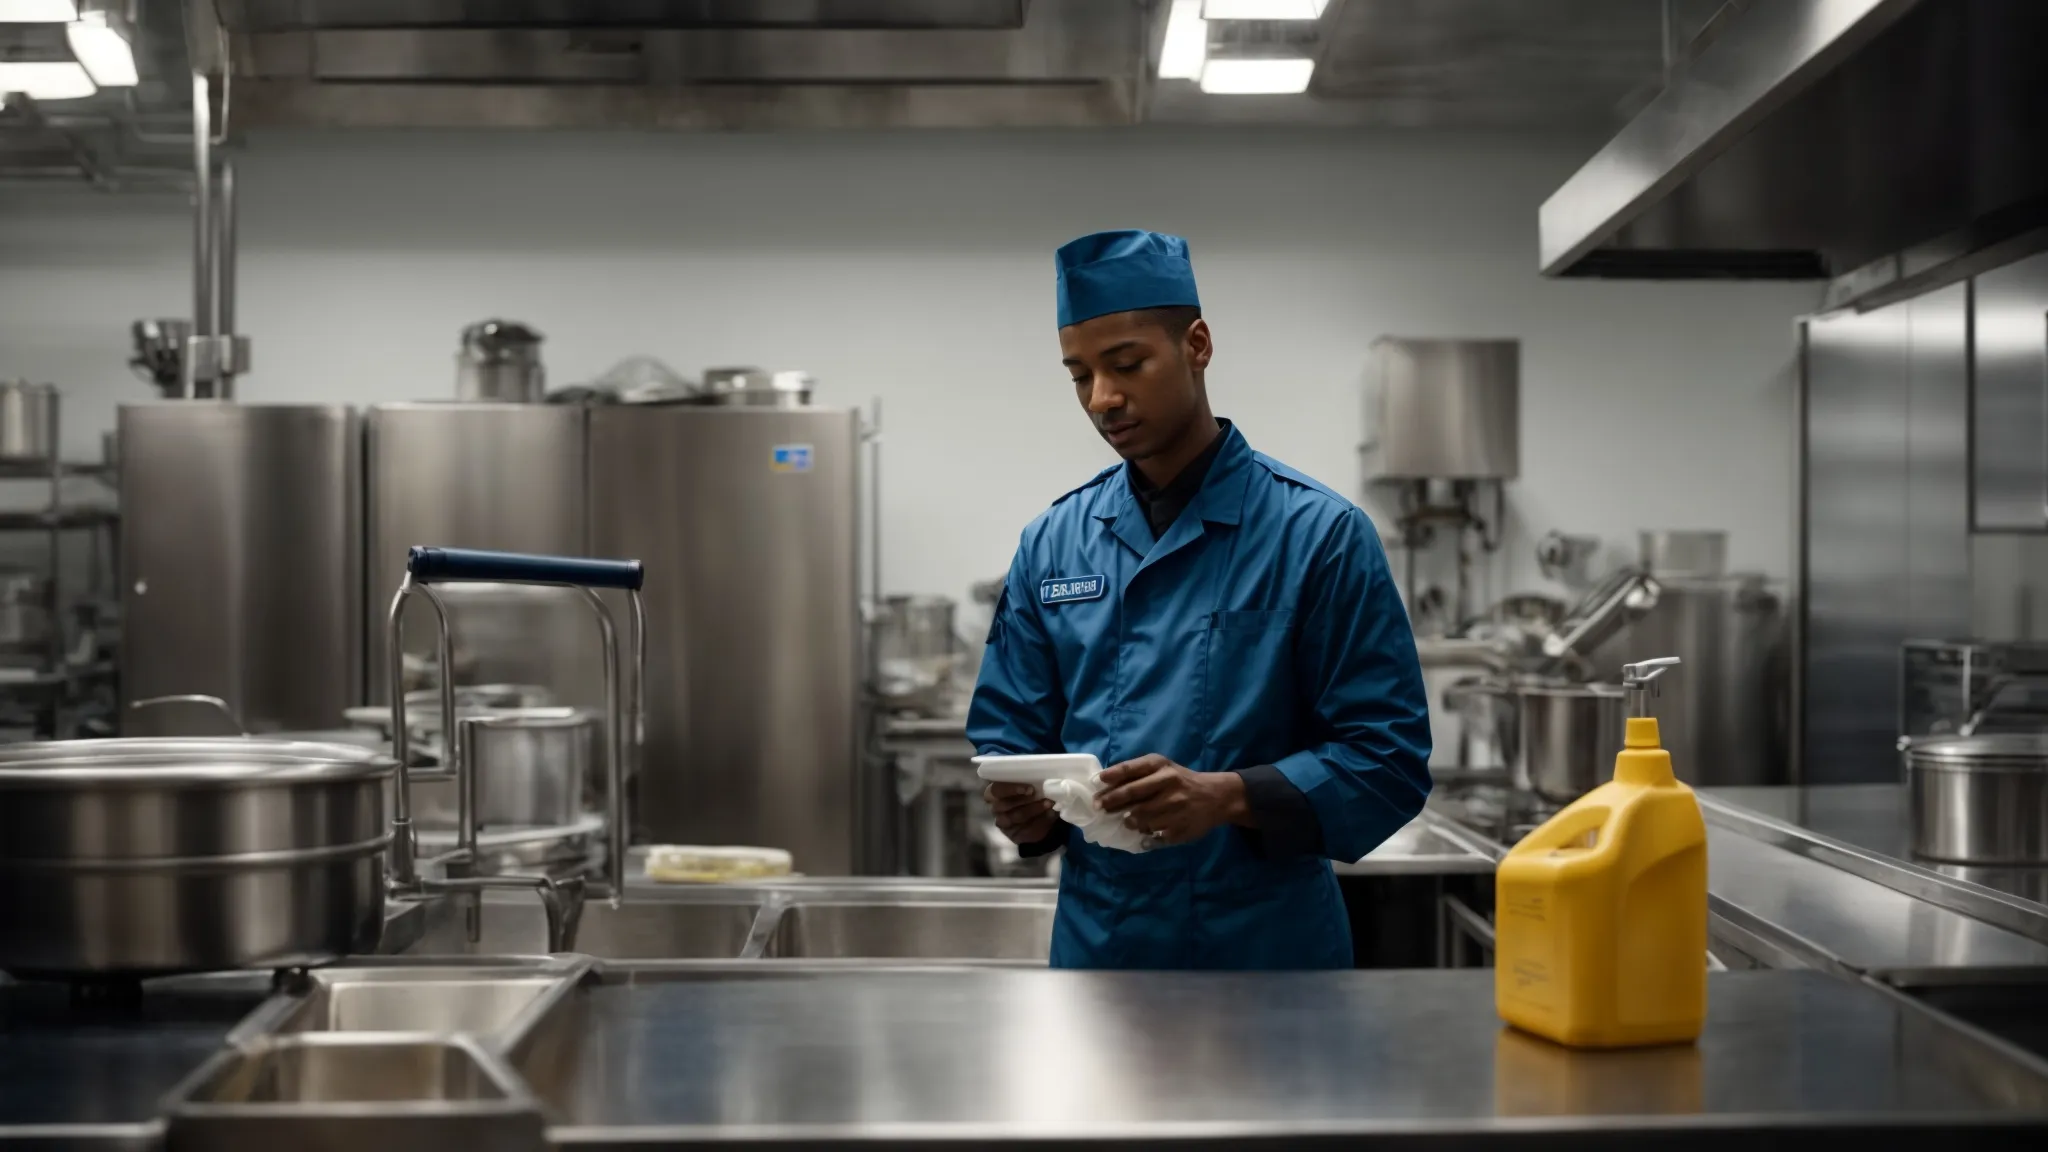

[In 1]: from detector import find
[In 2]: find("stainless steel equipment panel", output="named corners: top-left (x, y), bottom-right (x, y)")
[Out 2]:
top-left (364, 403), bottom-right (589, 705)
top-left (1360, 338), bottom-right (1519, 480)
top-left (1800, 284), bottom-right (1970, 783)
top-left (589, 406), bottom-right (861, 873)
top-left (1973, 250), bottom-right (2048, 530)
top-left (120, 403), bottom-right (362, 735)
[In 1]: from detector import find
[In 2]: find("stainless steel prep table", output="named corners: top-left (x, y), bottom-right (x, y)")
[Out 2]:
top-left (517, 967), bottom-right (2048, 1148)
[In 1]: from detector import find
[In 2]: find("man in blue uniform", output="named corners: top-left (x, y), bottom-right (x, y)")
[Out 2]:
top-left (969, 229), bottom-right (1432, 970)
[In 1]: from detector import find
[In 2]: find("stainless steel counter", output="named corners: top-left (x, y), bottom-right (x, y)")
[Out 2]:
top-left (0, 972), bottom-right (273, 1150)
top-left (515, 967), bottom-right (2048, 1145)
top-left (1707, 784), bottom-right (2048, 906)
top-left (1705, 824), bottom-right (2048, 980)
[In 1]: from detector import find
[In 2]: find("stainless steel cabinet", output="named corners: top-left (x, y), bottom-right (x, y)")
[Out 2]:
top-left (119, 404), bottom-right (362, 735)
top-left (1800, 284), bottom-right (1970, 783)
top-left (364, 403), bottom-right (590, 705)
top-left (1973, 251), bottom-right (2048, 530)
top-left (588, 406), bottom-right (862, 873)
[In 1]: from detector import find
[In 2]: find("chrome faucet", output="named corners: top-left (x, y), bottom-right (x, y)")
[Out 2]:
top-left (1621, 656), bottom-right (1682, 718)
top-left (383, 546), bottom-right (646, 951)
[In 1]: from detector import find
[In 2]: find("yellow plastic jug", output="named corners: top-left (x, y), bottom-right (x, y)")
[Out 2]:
top-left (1494, 656), bottom-right (1707, 1049)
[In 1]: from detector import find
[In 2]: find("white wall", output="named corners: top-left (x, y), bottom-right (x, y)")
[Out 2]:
top-left (1, 128), bottom-right (1819, 613)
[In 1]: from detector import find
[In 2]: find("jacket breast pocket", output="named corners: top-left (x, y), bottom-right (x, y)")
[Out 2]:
top-left (1200, 609), bottom-right (1296, 754)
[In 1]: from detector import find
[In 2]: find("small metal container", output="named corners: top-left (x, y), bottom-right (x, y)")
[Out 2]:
top-left (1904, 733), bottom-right (2048, 864)
top-left (0, 569), bottom-right (51, 650)
top-left (0, 380), bottom-right (58, 464)
top-left (870, 595), bottom-right (959, 716)
top-left (0, 737), bottom-right (395, 977)
top-left (1514, 683), bottom-right (1628, 803)
top-left (698, 366), bottom-right (814, 408)
top-left (456, 320), bottom-right (545, 403)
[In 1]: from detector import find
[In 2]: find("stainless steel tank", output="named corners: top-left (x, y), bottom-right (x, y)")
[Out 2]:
top-left (1592, 574), bottom-right (1789, 787)
top-left (120, 404), bottom-right (363, 735)
top-left (588, 403), bottom-right (863, 872)
top-left (364, 403), bottom-right (594, 708)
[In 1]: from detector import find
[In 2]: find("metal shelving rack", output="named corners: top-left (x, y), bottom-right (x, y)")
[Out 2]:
top-left (0, 394), bottom-right (119, 740)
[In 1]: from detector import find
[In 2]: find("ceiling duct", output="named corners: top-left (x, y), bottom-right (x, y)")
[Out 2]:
top-left (1540, 0), bottom-right (2048, 310)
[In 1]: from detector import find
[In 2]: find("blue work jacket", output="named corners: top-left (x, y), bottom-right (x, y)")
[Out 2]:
top-left (968, 424), bottom-right (1432, 969)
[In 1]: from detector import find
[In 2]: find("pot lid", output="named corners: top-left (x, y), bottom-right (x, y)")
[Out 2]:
top-left (1903, 733), bottom-right (2048, 768)
top-left (0, 737), bottom-right (395, 788)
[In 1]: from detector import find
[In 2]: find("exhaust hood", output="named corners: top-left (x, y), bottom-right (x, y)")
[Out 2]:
top-left (1539, 0), bottom-right (2048, 310)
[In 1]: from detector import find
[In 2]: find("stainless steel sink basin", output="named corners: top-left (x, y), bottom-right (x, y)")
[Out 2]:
top-left (766, 895), bottom-right (1055, 961)
top-left (276, 968), bottom-right (562, 1040)
top-left (188, 1035), bottom-right (515, 1104)
top-left (168, 1034), bottom-right (547, 1152)
top-left (403, 889), bottom-right (766, 960)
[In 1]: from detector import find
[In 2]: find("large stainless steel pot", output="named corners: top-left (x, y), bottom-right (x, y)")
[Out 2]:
top-left (1514, 683), bottom-right (1627, 803)
top-left (0, 380), bottom-right (57, 464)
top-left (1904, 734), bottom-right (2048, 864)
top-left (0, 738), bottom-right (395, 977)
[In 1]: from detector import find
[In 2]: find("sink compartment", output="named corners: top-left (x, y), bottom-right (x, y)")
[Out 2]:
top-left (275, 969), bottom-right (563, 1042)
top-left (168, 1034), bottom-right (545, 1152)
top-left (403, 889), bottom-right (767, 960)
top-left (766, 896), bottom-right (1056, 960)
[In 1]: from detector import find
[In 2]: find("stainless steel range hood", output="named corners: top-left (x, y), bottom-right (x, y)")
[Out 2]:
top-left (1539, 0), bottom-right (2048, 310)
top-left (216, 0), bottom-right (1146, 131)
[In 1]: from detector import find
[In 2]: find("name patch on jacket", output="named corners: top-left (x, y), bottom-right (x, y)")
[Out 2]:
top-left (1039, 574), bottom-right (1106, 605)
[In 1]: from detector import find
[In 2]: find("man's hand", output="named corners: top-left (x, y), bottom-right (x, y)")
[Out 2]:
top-left (1096, 754), bottom-right (1250, 845)
top-left (984, 781), bottom-right (1060, 846)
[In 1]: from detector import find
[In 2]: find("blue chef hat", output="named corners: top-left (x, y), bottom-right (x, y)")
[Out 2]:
top-left (1054, 229), bottom-right (1200, 328)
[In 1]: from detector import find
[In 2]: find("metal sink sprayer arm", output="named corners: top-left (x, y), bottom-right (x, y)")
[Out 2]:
top-left (383, 547), bottom-right (646, 950)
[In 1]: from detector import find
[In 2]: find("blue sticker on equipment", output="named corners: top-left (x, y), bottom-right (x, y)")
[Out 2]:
top-left (1039, 574), bottom-right (1107, 605)
top-left (770, 444), bottom-right (814, 473)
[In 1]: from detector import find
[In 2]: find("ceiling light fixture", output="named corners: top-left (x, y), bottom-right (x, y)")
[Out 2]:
top-left (1158, 0), bottom-right (1206, 81)
top-left (1202, 0), bottom-right (1329, 20)
top-left (0, 0), bottom-right (77, 22)
top-left (1198, 57), bottom-right (1315, 95)
top-left (65, 10), bottom-right (135, 86)
top-left (0, 59), bottom-right (95, 99)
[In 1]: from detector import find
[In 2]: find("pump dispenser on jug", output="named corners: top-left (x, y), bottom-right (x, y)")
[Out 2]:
top-left (1494, 656), bottom-right (1708, 1049)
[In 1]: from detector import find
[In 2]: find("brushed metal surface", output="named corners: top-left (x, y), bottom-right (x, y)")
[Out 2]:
top-left (0, 738), bottom-right (393, 977)
top-left (1361, 337), bottom-right (1519, 480)
top-left (1972, 248), bottom-right (2048, 529)
top-left (588, 406), bottom-right (862, 872)
top-left (510, 968), bottom-right (2048, 1133)
top-left (365, 404), bottom-right (592, 708)
top-left (119, 403), bottom-right (363, 736)
top-left (1706, 824), bottom-right (2048, 980)
top-left (1801, 284), bottom-right (1971, 783)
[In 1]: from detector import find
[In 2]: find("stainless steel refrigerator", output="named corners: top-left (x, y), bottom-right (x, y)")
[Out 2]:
top-left (588, 405), bottom-right (863, 873)
top-left (119, 403), bottom-right (362, 735)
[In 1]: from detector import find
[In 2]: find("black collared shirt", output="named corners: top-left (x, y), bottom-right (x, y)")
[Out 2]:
top-left (1019, 417), bottom-right (1325, 861)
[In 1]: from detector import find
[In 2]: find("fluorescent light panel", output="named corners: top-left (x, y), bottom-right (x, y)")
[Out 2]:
top-left (0, 0), bottom-right (77, 22)
top-left (66, 11), bottom-right (135, 86)
top-left (1159, 0), bottom-right (1206, 80)
top-left (1198, 57), bottom-right (1315, 94)
top-left (1202, 0), bottom-right (1328, 19)
top-left (0, 59), bottom-right (94, 99)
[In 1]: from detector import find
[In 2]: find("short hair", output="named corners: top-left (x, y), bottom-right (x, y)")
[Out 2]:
top-left (1132, 305), bottom-right (1202, 340)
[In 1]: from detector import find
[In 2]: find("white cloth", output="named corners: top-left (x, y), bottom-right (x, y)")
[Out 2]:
top-left (1042, 775), bottom-right (1152, 854)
